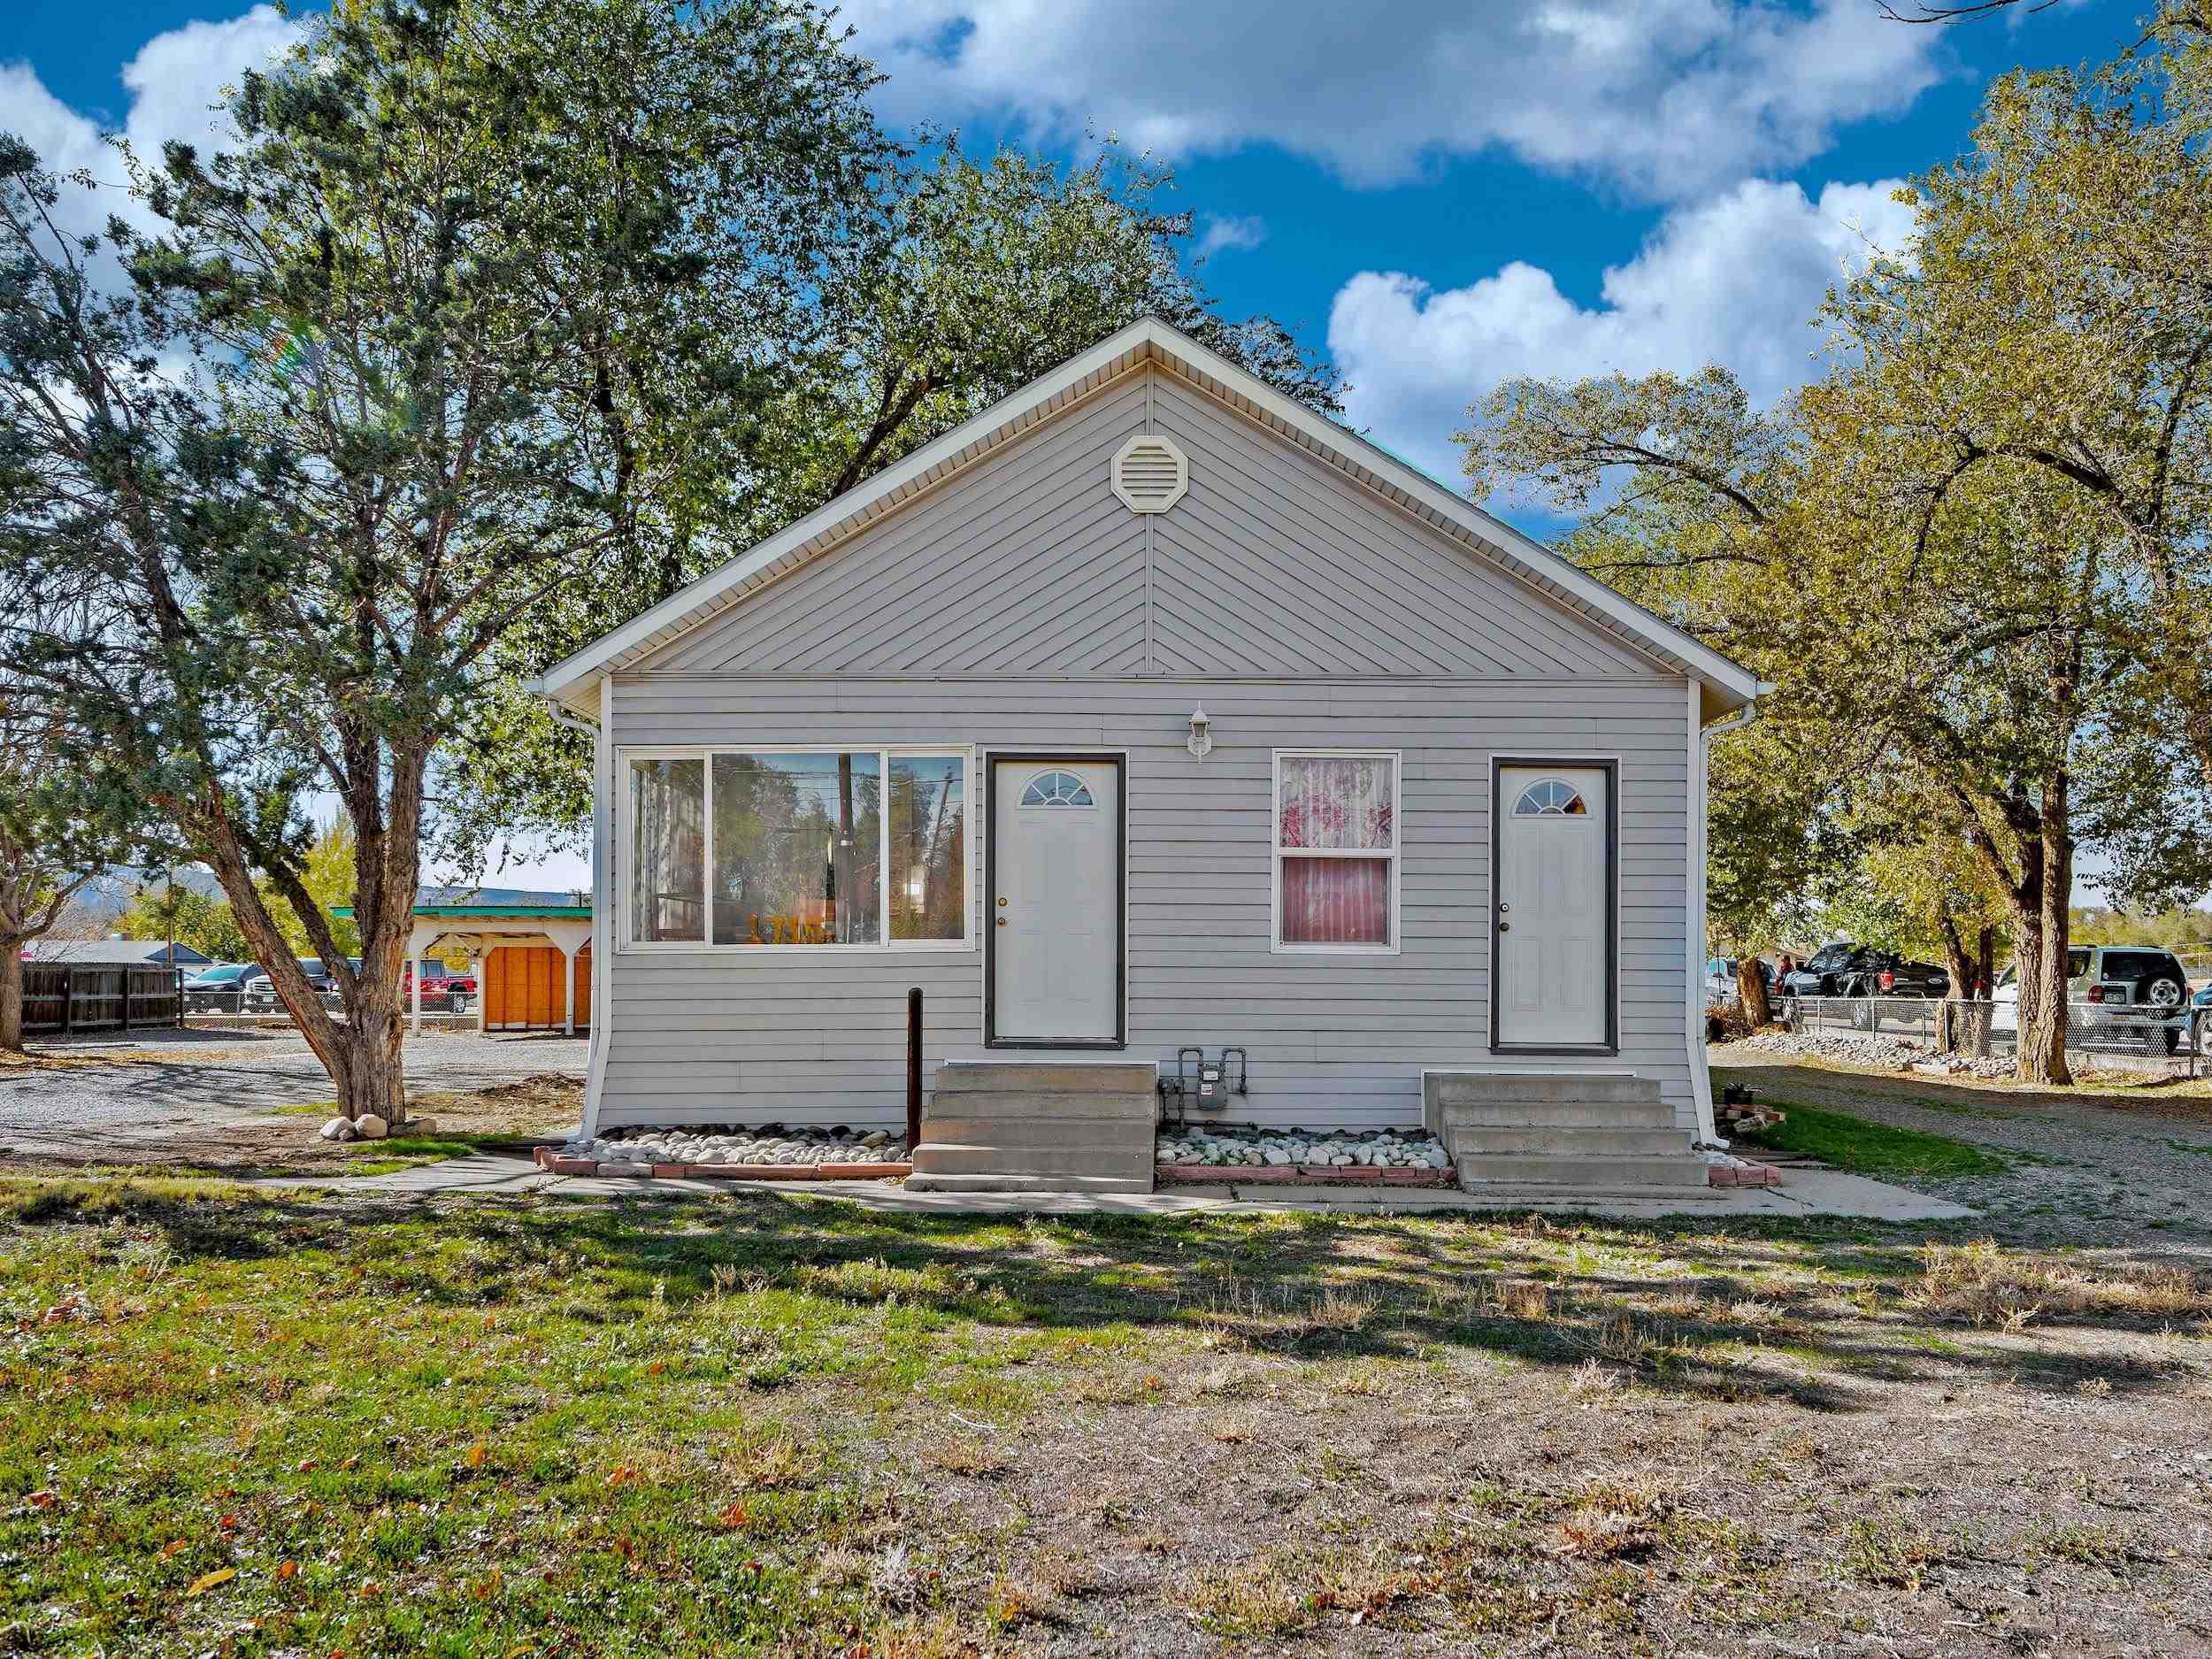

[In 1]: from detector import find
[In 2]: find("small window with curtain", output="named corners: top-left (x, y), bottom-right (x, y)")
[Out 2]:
top-left (1275, 751), bottom-right (1397, 950)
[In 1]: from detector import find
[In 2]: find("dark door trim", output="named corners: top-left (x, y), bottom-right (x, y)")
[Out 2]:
top-left (1489, 756), bottom-right (1620, 1056)
top-left (984, 750), bottom-right (1128, 1049)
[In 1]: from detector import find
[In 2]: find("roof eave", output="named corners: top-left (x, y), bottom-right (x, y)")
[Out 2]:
top-left (534, 316), bottom-right (1762, 710)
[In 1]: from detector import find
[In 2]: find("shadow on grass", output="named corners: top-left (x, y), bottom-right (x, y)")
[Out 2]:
top-left (13, 1175), bottom-right (2184, 1415)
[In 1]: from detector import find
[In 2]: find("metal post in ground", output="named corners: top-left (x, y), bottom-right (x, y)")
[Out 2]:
top-left (906, 987), bottom-right (923, 1156)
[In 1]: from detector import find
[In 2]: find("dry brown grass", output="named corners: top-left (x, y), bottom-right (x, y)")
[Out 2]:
top-left (1910, 1241), bottom-right (2208, 1326)
top-left (922, 1434), bottom-right (1011, 1480)
top-left (1164, 1561), bottom-right (1312, 1638)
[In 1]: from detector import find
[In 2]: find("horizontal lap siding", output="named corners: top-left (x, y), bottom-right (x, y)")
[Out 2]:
top-left (596, 678), bottom-right (1696, 1132)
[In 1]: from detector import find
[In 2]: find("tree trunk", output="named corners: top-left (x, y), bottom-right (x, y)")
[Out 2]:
top-left (2008, 791), bottom-right (2074, 1086)
top-left (1936, 914), bottom-right (1975, 1055)
top-left (177, 742), bottom-right (426, 1125)
top-left (1735, 956), bottom-right (1772, 1027)
top-left (0, 946), bottom-right (22, 1052)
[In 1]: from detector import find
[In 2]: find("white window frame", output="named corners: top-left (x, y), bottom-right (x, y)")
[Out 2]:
top-left (1270, 748), bottom-right (1402, 956)
top-left (618, 743), bottom-right (975, 954)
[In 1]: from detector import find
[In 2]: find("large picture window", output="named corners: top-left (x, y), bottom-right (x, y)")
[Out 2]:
top-left (1274, 751), bottom-right (1398, 950)
top-left (625, 749), bottom-right (968, 949)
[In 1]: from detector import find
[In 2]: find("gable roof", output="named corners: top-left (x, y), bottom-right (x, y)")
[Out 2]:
top-left (28, 940), bottom-right (214, 966)
top-left (535, 317), bottom-right (1760, 718)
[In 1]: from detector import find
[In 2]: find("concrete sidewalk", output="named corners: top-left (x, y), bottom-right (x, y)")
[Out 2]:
top-left (266, 1153), bottom-right (1976, 1222)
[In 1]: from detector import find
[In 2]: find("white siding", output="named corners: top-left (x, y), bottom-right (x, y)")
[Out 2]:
top-left (597, 677), bottom-right (1694, 1133)
top-left (634, 365), bottom-right (1655, 681)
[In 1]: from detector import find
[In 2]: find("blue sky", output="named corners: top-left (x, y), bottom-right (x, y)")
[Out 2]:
top-left (0, 0), bottom-right (2137, 891)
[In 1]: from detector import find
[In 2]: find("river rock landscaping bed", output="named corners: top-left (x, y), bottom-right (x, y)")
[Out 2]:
top-left (1156, 1124), bottom-right (1455, 1185)
top-left (1737, 1028), bottom-right (2017, 1076)
top-left (543, 1125), bottom-right (910, 1179)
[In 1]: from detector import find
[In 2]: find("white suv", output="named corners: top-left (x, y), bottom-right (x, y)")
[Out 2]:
top-left (1991, 946), bottom-right (2193, 1052)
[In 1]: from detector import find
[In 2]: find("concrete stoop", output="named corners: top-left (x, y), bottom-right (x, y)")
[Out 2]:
top-left (906, 1063), bottom-right (1156, 1194)
top-left (1424, 1072), bottom-right (1719, 1201)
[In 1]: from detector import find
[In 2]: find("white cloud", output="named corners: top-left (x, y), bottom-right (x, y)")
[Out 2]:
top-left (4, 5), bottom-right (300, 241)
top-left (1325, 176), bottom-right (1917, 486)
top-left (840, 0), bottom-right (1944, 199)
top-left (1194, 213), bottom-right (1267, 258)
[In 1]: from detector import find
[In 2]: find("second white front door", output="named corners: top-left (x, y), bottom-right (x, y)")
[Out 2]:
top-left (990, 757), bottom-right (1122, 1045)
top-left (1494, 763), bottom-right (1612, 1048)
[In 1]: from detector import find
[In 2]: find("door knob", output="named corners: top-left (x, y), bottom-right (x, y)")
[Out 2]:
top-left (996, 917), bottom-right (1007, 926)
top-left (1499, 922), bottom-right (1511, 933)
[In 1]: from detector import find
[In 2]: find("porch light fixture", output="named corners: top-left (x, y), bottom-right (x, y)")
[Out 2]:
top-left (1187, 706), bottom-right (1212, 758)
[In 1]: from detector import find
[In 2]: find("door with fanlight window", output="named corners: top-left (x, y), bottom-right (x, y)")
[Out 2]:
top-left (987, 756), bottom-right (1125, 1047)
top-left (1494, 762), bottom-right (1615, 1049)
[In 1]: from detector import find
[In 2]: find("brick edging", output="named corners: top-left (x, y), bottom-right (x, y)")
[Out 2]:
top-left (1157, 1164), bottom-right (1456, 1187)
top-left (1709, 1162), bottom-right (1784, 1188)
top-left (534, 1147), bottom-right (911, 1182)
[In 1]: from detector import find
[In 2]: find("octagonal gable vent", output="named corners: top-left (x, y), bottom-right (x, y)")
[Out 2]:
top-left (1111, 434), bottom-right (1188, 513)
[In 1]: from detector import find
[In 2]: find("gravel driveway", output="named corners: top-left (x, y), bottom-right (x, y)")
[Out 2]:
top-left (0, 1027), bottom-right (587, 1162)
top-left (1712, 1048), bottom-right (2212, 1253)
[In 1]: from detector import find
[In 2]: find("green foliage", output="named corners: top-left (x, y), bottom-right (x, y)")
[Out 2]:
top-left (115, 882), bottom-right (249, 963)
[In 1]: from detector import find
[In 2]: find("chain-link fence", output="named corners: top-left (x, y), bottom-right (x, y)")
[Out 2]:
top-left (1780, 996), bottom-right (2203, 1071)
top-left (181, 987), bottom-right (477, 1020)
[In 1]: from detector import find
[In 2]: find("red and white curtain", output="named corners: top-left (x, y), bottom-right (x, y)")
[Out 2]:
top-left (1279, 756), bottom-right (1394, 945)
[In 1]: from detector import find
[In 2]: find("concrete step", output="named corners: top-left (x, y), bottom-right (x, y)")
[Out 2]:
top-left (1445, 1125), bottom-right (1690, 1157)
top-left (919, 1116), bottom-right (1150, 1153)
top-left (1430, 1098), bottom-right (1680, 1131)
top-left (901, 1171), bottom-right (1156, 1194)
top-left (1425, 1071), bottom-right (1663, 1110)
top-left (928, 1087), bottom-right (1157, 1122)
top-left (909, 1141), bottom-right (1154, 1181)
top-left (1456, 1152), bottom-right (1712, 1189)
top-left (934, 1063), bottom-right (1156, 1094)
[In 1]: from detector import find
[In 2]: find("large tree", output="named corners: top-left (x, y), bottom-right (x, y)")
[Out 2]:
top-left (0, 0), bottom-right (892, 1118)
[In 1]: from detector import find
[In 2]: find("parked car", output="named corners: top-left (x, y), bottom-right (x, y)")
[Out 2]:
top-left (1991, 945), bottom-right (2193, 1052)
top-left (242, 958), bottom-right (349, 1012)
top-left (182, 963), bottom-right (258, 1012)
top-left (1780, 943), bottom-right (1949, 1000)
top-left (400, 960), bottom-right (478, 1010)
top-left (1704, 956), bottom-right (1778, 1004)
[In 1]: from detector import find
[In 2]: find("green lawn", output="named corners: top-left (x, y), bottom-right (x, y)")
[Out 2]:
top-left (1740, 1101), bottom-right (2011, 1179)
top-left (2, 1180), bottom-right (2204, 1655)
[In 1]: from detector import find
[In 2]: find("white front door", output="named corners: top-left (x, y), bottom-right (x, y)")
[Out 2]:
top-left (1495, 764), bottom-right (1611, 1048)
top-left (991, 757), bottom-right (1121, 1045)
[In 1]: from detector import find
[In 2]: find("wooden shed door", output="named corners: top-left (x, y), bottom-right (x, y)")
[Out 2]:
top-left (487, 947), bottom-right (565, 1028)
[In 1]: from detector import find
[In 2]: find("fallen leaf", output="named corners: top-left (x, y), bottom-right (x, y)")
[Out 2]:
top-left (185, 1568), bottom-right (237, 1597)
top-left (716, 1501), bottom-right (749, 1530)
top-left (607, 1464), bottom-right (639, 1487)
top-left (217, 1514), bottom-right (241, 1533)
top-left (646, 1360), bottom-right (665, 1375)
top-left (339, 1455), bottom-right (361, 1471)
top-left (464, 1442), bottom-right (488, 1469)
top-left (275, 1561), bottom-right (299, 1581)
top-left (160, 1540), bottom-right (191, 1558)
top-left (27, 1491), bottom-right (56, 1510)
top-left (296, 1459), bottom-right (318, 1474)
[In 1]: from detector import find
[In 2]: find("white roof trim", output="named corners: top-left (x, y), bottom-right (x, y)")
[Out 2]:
top-left (535, 317), bottom-right (1759, 713)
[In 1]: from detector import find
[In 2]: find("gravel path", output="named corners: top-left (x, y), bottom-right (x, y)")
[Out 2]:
top-left (1712, 1048), bottom-right (2212, 1252)
top-left (0, 1028), bottom-right (587, 1161)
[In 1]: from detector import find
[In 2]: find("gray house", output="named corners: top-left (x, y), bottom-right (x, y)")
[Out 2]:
top-left (538, 319), bottom-right (1763, 1194)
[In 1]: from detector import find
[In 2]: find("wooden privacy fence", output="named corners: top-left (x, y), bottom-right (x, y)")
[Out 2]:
top-left (22, 964), bottom-right (185, 1036)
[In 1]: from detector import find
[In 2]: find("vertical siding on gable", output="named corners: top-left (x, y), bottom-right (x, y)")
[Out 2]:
top-left (595, 676), bottom-right (1697, 1134)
